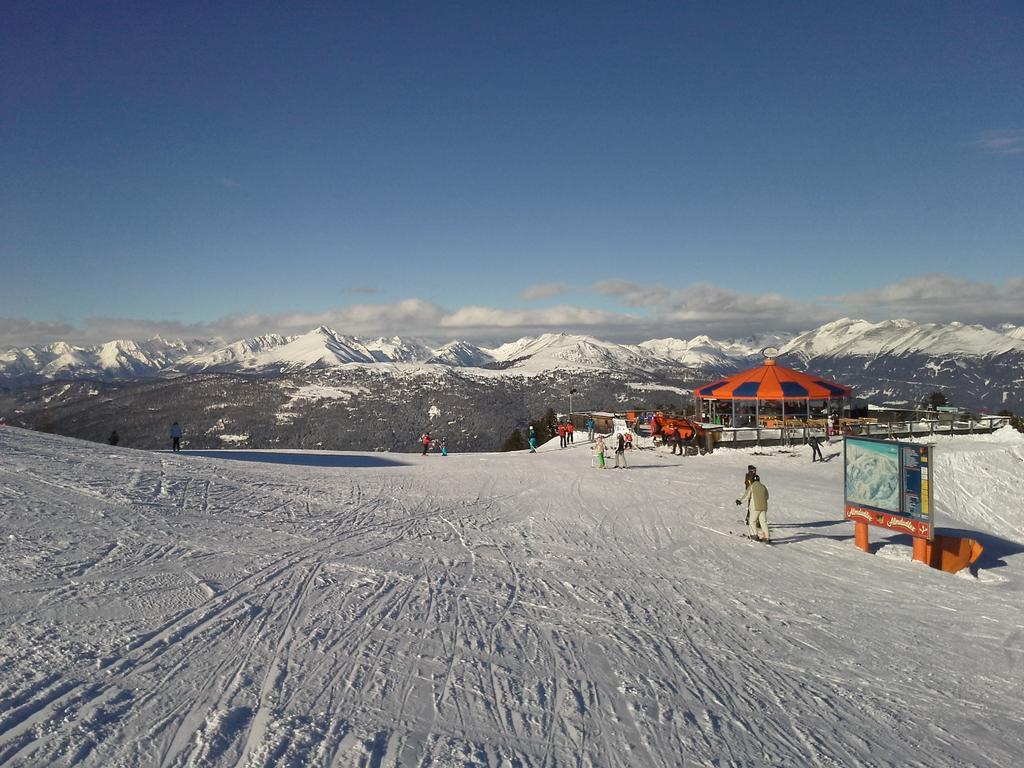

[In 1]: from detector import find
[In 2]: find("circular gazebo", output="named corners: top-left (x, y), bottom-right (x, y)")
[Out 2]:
top-left (695, 357), bottom-right (852, 429)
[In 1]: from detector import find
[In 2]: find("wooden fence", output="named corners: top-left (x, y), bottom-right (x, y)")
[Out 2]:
top-left (715, 415), bottom-right (1011, 447)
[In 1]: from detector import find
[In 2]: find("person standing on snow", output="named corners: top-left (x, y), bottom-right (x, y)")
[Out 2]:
top-left (528, 425), bottom-right (537, 453)
top-left (613, 432), bottom-right (628, 469)
top-left (421, 432), bottom-right (431, 456)
top-left (170, 421), bottom-right (182, 452)
top-left (586, 417), bottom-right (595, 442)
top-left (741, 464), bottom-right (757, 526)
top-left (439, 438), bottom-right (448, 456)
top-left (809, 433), bottom-right (824, 462)
top-left (737, 474), bottom-right (771, 543)
top-left (566, 421), bottom-right (575, 444)
top-left (594, 435), bottom-right (607, 468)
top-left (557, 422), bottom-right (566, 448)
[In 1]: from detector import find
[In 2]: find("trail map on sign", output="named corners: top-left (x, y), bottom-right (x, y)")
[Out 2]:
top-left (845, 439), bottom-right (900, 513)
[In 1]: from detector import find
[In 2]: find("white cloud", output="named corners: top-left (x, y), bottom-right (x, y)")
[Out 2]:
top-left (829, 274), bottom-right (1024, 325)
top-left (2, 274), bottom-right (1021, 350)
top-left (0, 318), bottom-right (77, 348)
top-left (975, 129), bottom-right (1024, 155)
top-left (0, 300), bottom-right (449, 350)
top-left (517, 283), bottom-right (567, 300)
top-left (594, 275), bottom-right (1024, 333)
top-left (269, 299), bottom-right (448, 337)
top-left (593, 281), bottom-right (831, 333)
top-left (442, 304), bottom-right (629, 331)
top-left (594, 280), bottom-right (670, 307)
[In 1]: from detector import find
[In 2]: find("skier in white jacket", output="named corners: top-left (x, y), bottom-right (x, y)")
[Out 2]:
top-left (737, 475), bottom-right (770, 543)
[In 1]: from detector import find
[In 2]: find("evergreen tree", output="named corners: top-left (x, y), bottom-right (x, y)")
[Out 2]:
top-left (922, 391), bottom-right (948, 409)
top-left (500, 429), bottom-right (525, 452)
top-left (529, 408), bottom-right (558, 444)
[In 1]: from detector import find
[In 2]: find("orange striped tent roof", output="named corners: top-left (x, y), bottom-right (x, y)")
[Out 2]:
top-left (695, 359), bottom-right (851, 400)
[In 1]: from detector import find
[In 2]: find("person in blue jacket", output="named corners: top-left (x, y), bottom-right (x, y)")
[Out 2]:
top-left (528, 425), bottom-right (537, 453)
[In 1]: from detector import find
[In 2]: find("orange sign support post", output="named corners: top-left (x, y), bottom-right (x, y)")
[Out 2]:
top-left (912, 537), bottom-right (929, 564)
top-left (854, 520), bottom-right (870, 553)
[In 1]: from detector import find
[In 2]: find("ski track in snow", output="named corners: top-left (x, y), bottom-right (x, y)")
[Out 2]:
top-left (1, 427), bottom-right (1023, 767)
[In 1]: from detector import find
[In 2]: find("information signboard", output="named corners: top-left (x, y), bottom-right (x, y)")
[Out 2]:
top-left (844, 436), bottom-right (933, 540)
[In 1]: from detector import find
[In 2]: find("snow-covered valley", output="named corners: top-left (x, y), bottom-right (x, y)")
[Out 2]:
top-left (1, 426), bottom-right (1023, 767)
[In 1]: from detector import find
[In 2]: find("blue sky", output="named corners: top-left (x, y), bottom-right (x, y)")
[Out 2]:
top-left (2, 1), bottom-right (1022, 346)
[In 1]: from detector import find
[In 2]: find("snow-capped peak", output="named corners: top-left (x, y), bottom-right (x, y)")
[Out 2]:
top-left (242, 328), bottom-right (375, 369)
top-left (427, 341), bottom-right (495, 367)
top-left (637, 337), bottom-right (738, 368)
top-left (362, 336), bottom-right (434, 363)
top-left (175, 334), bottom-right (293, 372)
top-left (1002, 325), bottom-right (1024, 341)
top-left (486, 333), bottom-right (651, 372)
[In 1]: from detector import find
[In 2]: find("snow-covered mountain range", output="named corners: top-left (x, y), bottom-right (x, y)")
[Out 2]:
top-left (0, 337), bottom-right (216, 382)
top-left (3, 319), bottom-right (1024, 411)
top-left (779, 318), bottom-right (1024, 359)
top-left (0, 326), bottom-right (753, 381)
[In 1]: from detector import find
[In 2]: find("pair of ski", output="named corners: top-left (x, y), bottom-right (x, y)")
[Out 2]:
top-left (733, 533), bottom-right (772, 545)
top-left (731, 519), bottom-right (772, 544)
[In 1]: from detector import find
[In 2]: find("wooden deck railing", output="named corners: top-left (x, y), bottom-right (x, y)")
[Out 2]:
top-left (715, 416), bottom-right (1010, 446)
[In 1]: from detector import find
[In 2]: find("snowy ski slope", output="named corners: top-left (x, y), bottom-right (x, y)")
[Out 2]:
top-left (1, 426), bottom-right (1023, 767)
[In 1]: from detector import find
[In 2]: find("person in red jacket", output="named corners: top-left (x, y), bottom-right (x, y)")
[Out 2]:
top-left (557, 422), bottom-right (566, 448)
top-left (566, 421), bottom-right (575, 444)
top-left (421, 432), bottom-right (431, 455)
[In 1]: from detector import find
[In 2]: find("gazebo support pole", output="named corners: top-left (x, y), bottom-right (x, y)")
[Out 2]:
top-left (781, 398), bottom-right (786, 446)
top-left (755, 399), bottom-right (760, 445)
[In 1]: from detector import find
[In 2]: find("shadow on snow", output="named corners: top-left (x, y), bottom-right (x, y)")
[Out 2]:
top-left (878, 527), bottom-right (1024, 574)
top-left (176, 450), bottom-right (410, 468)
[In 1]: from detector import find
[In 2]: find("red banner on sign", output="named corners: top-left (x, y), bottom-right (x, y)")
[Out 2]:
top-left (845, 504), bottom-right (931, 539)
